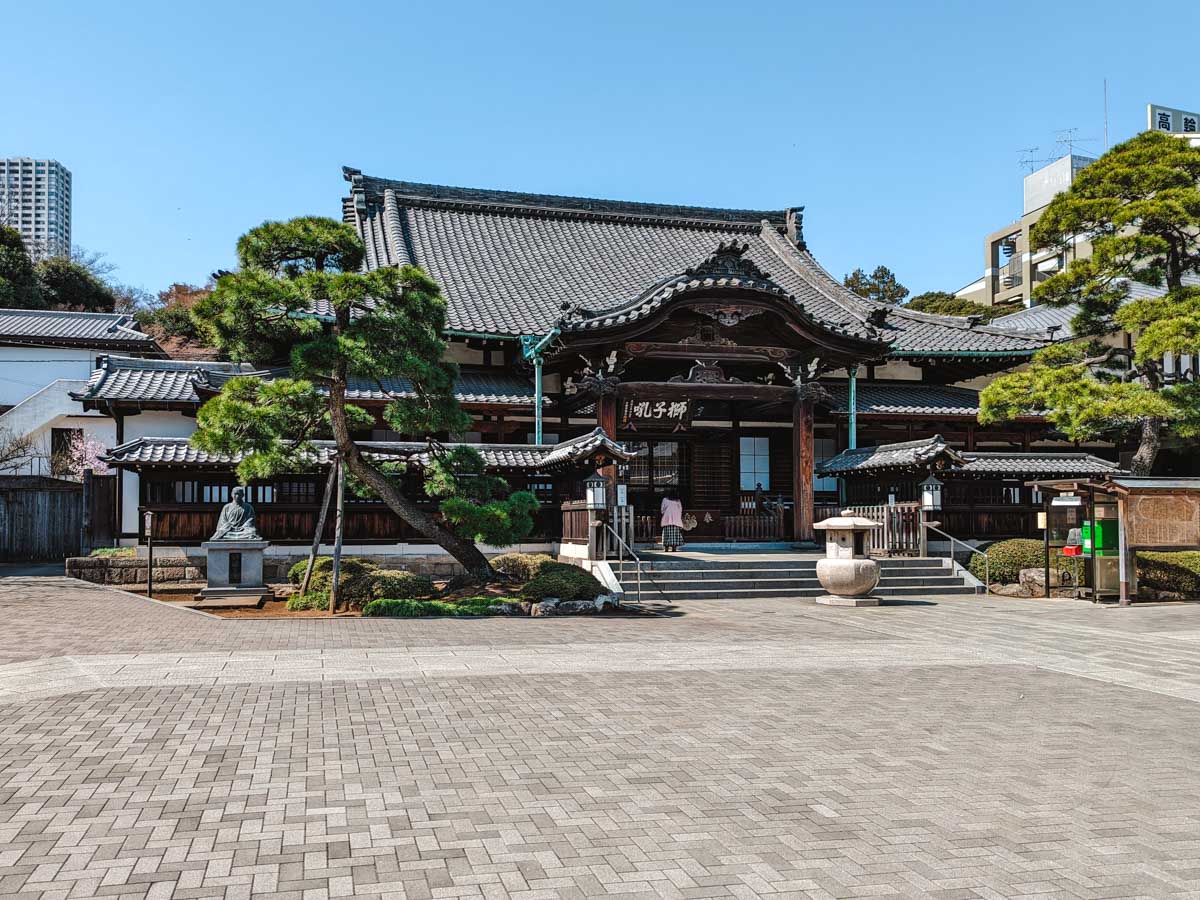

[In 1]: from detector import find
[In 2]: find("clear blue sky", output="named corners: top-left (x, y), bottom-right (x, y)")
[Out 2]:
top-left (6, 0), bottom-right (1196, 300)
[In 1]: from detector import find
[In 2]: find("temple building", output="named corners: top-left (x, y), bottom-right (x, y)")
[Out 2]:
top-left (86, 169), bottom-right (1125, 552)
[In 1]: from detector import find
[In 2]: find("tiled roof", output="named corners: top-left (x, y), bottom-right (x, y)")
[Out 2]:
top-left (958, 452), bottom-right (1123, 476)
top-left (824, 383), bottom-right (982, 416)
top-left (0, 308), bottom-right (161, 351)
top-left (72, 357), bottom-right (257, 404)
top-left (75, 358), bottom-right (542, 407)
top-left (818, 434), bottom-right (1123, 478)
top-left (990, 272), bottom-right (1200, 340)
top-left (105, 428), bottom-right (632, 473)
top-left (341, 169), bottom-right (1048, 358)
top-left (817, 435), bottom-right (962, 476)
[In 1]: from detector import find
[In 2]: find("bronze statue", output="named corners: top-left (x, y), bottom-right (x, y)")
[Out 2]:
top-left (210, 486), bottom-right (261, 541)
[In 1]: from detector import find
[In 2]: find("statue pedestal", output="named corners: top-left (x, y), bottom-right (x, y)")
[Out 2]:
top-left (197, 540), bottom-right (271, 606)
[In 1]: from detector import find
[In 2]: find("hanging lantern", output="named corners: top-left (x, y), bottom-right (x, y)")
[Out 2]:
top-left (585, 472), bottom-right (608, 510)
top-left (920, 474), bottom-right (944, 511)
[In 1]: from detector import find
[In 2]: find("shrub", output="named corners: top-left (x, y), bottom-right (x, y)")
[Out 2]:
top-left (361, 595), bottom-right (525, 617)
top-left (968, 538), bottom-right (1046, 584)
top-left (1137, 551), bottom-right (1200, 597)
top-left (370, 569), bottom-right (435, 600)
top-left (363, 598), bottom-right (459, 617)
top-left (520, 562), bottom-right (603, 602)
top-left (295, 556), bottom-right (380, 602)
top-left (286, 591), bottom-right (329, 611)
top-left (489, 552), bottom-right (554, 581)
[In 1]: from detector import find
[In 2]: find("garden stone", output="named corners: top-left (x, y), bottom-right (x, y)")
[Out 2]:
top-left (1020, 567), bottom-right (1065, 593)
top-left (992, 583), bottom-right (1032, 597)
top-left (594, 593), bottom-right (620, 611)
top-left (531, 599), bottom-right (560, 617)
top-left (489, 602), bottom-right (526, 616)
top-left (556, 600), bottom-right (596, 615)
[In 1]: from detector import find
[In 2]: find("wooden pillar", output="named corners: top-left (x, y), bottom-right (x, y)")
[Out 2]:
top-left (597, 392), bottom-right (619, 504)
top-left (793, 394), bottom-right (815, 544)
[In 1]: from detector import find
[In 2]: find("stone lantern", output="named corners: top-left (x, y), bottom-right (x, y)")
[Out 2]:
top-left (813, 510), bottom-right (883, 607)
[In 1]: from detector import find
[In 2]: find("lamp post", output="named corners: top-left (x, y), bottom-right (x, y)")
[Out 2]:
top-left (143, 510), bottom-right (154, 599)
top-left (920, 474), bottom-right (943, 512)
top-left (584, 471), bottom-right (608, 560)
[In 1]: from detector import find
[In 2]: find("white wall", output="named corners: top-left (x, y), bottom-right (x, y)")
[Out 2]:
top-left (0, 346), bottom-right (100, 408)
top-left (119, 410), bottom-right (199, 538)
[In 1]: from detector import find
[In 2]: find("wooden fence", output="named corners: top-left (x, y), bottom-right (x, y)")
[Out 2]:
top-left (844, 502), bottom-right (925, 557)
top-left (0, 476), bottom-right (83, 561)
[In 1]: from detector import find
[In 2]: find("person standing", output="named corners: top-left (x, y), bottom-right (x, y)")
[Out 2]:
top-left (660, 491), bottom-right (685, 552)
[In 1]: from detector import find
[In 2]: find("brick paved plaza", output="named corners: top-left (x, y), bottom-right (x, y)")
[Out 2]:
top-left (4, 575), bottom-right (1200, 898)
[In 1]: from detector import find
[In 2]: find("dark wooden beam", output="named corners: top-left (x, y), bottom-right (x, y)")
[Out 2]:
top-left (618, 381), bottom-right (795, 403)
top-left (794, 396), bottom-right (815, 544)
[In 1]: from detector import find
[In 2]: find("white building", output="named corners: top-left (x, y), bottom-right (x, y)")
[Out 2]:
top-left (1, 158), bottom-right (72, 258)
top-left (0, 308), bottom-right (163, 478)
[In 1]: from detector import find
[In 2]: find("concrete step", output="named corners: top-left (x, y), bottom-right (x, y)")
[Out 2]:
top-left (625, 566), bottom-right (953, 581)
top-left (629, 574), bottom-right (967, 593)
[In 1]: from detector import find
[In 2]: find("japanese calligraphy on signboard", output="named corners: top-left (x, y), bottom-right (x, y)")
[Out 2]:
top-left (622, 399), bottom-right (692, 430)
top-left (1148, 103), bottom-right (1200, 134)
top-left (1126, 493), bottom-right (1200, 548)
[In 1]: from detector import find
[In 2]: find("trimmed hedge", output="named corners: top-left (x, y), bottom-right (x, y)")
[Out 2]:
top-left (370, 569), bottom-right (435, 600)
top-left (1137, 551), bottom-right (1200, 597)
top-left (286, 591), bottom-right (330, 611)
top-left (520, 562), bottom-right (603, 602)
top-left (968, 538), bottom-right (1045, 584)
top-left (489, 552), bottom-right (554, 581)
top-left (362, 596), bottom-right (520, 618)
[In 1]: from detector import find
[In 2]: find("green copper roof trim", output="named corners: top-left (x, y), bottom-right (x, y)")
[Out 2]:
top-left (445, 330), bottom-right (519, 341)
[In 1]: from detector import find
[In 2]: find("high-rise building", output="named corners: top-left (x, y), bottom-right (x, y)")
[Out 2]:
top-left (0, 158), bottom-right (72, 258)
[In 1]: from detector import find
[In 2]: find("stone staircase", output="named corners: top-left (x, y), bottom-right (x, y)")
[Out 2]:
top-left (614, 554), bottom-right (979, 603)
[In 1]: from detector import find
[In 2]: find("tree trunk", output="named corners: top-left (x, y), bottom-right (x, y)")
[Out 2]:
top-left (301, 464), bottom-right (339, 595)
top-left (329, 460), bottom-right (346, 615)
top-left (324, 372), bottom-right (494, 581)
top-left (1129, 417), bottom-right (1162, 476)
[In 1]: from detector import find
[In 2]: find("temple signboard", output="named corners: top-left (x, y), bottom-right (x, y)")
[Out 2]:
top-left (622, 398), bottom-right (692, 430)
top-left (1126, 493), bottom-right (1200, 549)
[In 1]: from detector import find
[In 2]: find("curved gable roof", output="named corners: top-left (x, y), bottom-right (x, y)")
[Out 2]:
top-left (342, 169), bottom-right (1047, 358)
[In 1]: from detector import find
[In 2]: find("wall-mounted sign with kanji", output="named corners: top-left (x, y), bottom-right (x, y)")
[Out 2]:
top-left (622, 398), bottom-right (692, 430)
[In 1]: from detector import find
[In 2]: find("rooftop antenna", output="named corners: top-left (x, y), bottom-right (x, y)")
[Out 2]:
top-left (1018, 147), bottom-right (1045, 173)
top-left (1054, 127), bottom-right (1099, 157)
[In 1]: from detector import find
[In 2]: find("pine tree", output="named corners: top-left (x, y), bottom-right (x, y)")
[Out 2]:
top-left (980, 131), bottom-right (1200, 474)
top-left (843, 265), bottom-right (909, 304)
top-left (190, 217), bottom-right (538, 580)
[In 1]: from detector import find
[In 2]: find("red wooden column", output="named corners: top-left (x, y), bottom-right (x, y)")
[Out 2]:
top-left (793, 393), bottom-right (815, 544)
top-left (597, 392), bottom-right (618, 439)
top-left (597, 392), bottom-right (620, 505)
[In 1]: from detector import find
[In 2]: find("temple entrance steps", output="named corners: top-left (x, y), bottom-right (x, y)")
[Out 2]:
top-left (616, 552), bottom-right (979, 602)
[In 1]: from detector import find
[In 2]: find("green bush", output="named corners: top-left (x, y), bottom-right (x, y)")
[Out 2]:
top-left (370, 569), bottom-right (435, 600)
top-left (362, 595), bottom-right (525, 617)
top-left (1137, 551), bottom-right (1200, 597)
top-left (968, 538), bottom-right (1046, 584)
top-left (489, 552), bottom-right (554, 581)
top-left (286, 591), bottom-right (330, 611)
top-left (520, 562), bottom-right (604, 602)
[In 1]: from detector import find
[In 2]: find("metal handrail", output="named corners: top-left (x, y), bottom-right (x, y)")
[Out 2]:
top-left (923, 521), bottom-right (990, 593)
top-left (603, 522), bottom-right (643, 605)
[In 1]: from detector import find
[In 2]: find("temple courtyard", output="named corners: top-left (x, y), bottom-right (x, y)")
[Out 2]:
top-left (4, 575), bottom-right (1200, 898)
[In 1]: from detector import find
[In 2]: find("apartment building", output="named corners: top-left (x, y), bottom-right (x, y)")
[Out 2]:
top-left (0, 158), bottom-right (72, 258)
top-left (956, 154), bottom-right (1095, 309)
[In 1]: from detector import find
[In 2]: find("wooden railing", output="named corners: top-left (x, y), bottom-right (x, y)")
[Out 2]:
top-left (844, 502), bottom-right (924, 557)
top-left (723, 504), bottom-right (785, 541)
